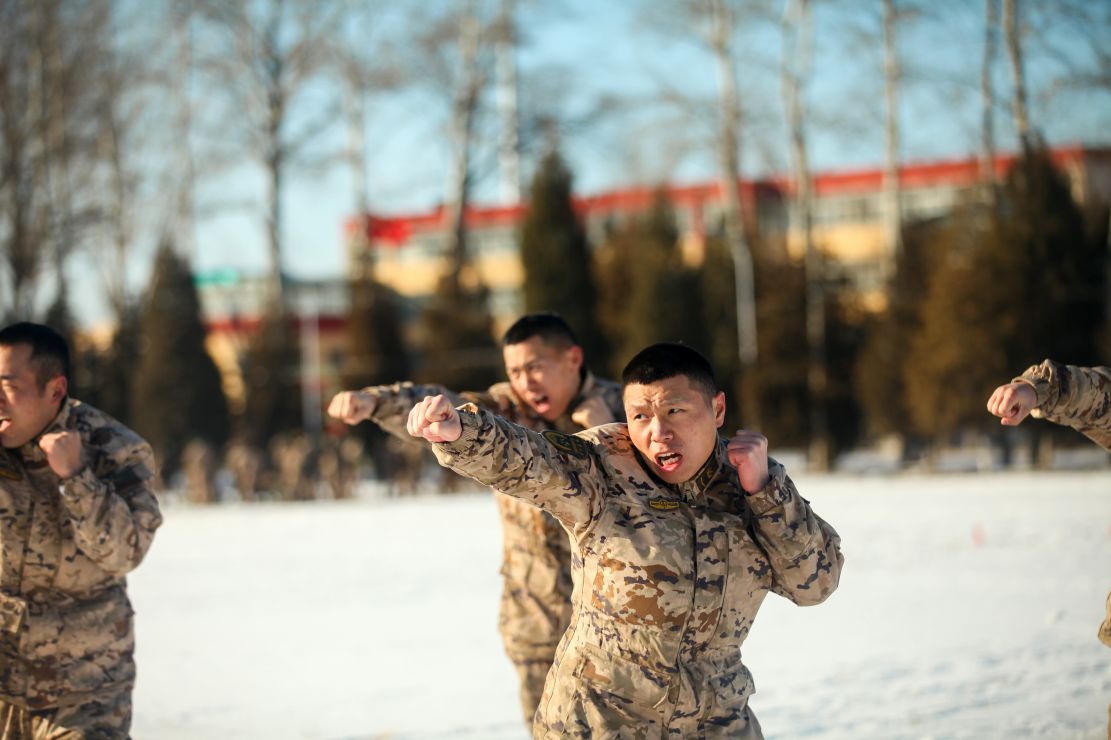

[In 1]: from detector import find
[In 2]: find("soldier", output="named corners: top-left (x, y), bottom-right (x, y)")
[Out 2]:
top-left (327, 313), bottom-right (624, 726)
top-left (0, 322), bottom-right (162, 739)
top-left (408, 342), bottom-right (843, 738)
top-left (987, 358), bottom-right (1111, 738)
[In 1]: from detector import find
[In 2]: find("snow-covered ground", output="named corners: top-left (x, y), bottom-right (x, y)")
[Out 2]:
top-left (128, 470), bottom-right (1111, 739)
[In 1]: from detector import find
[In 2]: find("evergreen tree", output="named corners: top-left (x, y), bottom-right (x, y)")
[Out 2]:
top-left (93, 305), bottom-right (141, 426)
top-left (240, 312), bottom-right (302, 450)
top-left (903, 143), bottom-right (1106, 447)
top-left (903, 208), bottom-right (1009, 440)
top-left (855, 218), bottom-right (943, 445)
top-left (700, 234), bottom-right (741, 428)
top-left (131, 242), bottom-right (230, 480)
top-left (342, 278), bottom-right (410, 389)
top-left (594, 219), bottom-right (636, 374)
top-left (609, 191), bottom-right (704, 372)
top-left (750, 251), bottom-right (809, 448)
top-left (519, 149), bottom-right (609, 369)
top-left (415, 271), bottom-right (501, 392)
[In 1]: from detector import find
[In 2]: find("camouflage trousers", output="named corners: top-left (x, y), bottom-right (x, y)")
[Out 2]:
top-left (0, 687), bottom-right (131, 740)
top-left (499, 559), bottom-right (573, 728)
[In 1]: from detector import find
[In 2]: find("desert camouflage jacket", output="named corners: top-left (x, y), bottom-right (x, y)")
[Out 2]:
top-left (432, 406), bottom-right (843, 738)
top-left (1016, 360), bottom-right (1111, 650)
top-left (0, 398), bottom-right (162, 709)
top-left (1017, 359), bottom-right (1111, 452)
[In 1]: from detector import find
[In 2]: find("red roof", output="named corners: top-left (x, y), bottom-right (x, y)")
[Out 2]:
top-left (348, 145), bottom-right (1104, 245)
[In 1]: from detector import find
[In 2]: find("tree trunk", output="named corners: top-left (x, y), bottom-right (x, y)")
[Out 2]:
top-left (980, 0), bottom-right (998, 209)
top-left (1003, 0), bottom-right (1031, 145)
top-left (783, 0), bottom-right (828, 470)
top-left (882, 0), bottom-right (903, 267)
top-left (710, 0), bottom-right (760, 428)
top-left (495, 0), bottom-right (520, 206)
top-left (445, 4), bottom-right (483, 280)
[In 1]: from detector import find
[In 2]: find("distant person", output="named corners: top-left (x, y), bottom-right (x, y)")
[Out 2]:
top-left (987, 358), bottom-right (1111, 738)
top-left (327, 313), bottom-right (624, 727)
top-left (408, 342), bottom-right (843, 737)
top-left (0, 322), bottom-right (163, 738)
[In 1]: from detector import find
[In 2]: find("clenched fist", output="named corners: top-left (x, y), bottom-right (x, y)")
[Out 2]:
top-left (327, 391), bottom-right (377, 425)
top-left (726, 430), bottom-right (770, 494)
top-left (39, 430), bottom-right (85, 479)
top-left (407, 395), bottom-right (462, 443)
top-left (986, 382), bottom-right (1037, 426)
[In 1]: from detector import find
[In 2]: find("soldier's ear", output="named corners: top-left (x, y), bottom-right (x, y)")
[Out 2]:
top-left (712, 391), bottom-right (726, 428)
top-left (566, 345), bottom-right (584, 371)
top-left (47, 375), bottom-right (67, 403)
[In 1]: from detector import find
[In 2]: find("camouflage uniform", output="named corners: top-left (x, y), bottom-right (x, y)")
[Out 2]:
top-left (1015, 359), bottom-right (1111, 737)
top-left (0, 399), bottom-right (162, 739)
top-left (431, 406), bottom-right (843, 738)
top-left (1016, 359), bottom-right (1111, 452)
top-left (363, 373), bottom-right (624, 725)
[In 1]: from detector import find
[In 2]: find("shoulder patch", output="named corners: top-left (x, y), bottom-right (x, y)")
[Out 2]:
top-left (541, 429), bottom-right (592, 459)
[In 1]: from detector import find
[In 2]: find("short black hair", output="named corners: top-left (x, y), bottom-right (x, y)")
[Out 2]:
top-left (0, 322), bottom-right (71, 390)
top-left (502, 312), bottom-right (580, 349)
top-left (621, 343), bottom-right (718, 402)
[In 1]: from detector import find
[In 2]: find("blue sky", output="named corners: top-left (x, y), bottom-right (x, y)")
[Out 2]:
top-left (64, 0), bottom-right (1111, 326)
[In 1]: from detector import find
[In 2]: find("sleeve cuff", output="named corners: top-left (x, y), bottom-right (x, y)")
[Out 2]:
top-left (1016, 359), bottom-right (1058, 412)
top-left (433, 408), bottom-right (483, 457)
top-left (744, 462), bottom-right (792, 516)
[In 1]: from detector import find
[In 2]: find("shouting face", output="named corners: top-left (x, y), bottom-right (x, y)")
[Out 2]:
top-left (624, 374), bottom-right (725, 485)
top-left (503, 336), bottom-right (584, 422)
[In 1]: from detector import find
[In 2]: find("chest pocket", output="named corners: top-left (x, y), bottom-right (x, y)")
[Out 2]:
top-left (588, 504), bottom-right (693, 630)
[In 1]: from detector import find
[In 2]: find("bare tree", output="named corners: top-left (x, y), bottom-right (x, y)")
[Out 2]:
top-left (708, 0), bottom-right (760, 388)
top-left (882, 0), bottom-right (904, 265)
top-left (192, 0), bottom-right (348, 312)
top-left (1002, 0), bottom-right (1031, 146)
top-left (494, 0), bottom-right (521, 205)
top-left (781, 0), bottom-right (828, 469)
top-left (0, 0), bottom-right (115, 320)
top-left (980, 0), bottom-right (999, 207)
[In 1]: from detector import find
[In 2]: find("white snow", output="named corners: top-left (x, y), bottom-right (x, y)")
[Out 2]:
top-left (128, 470), bottom-right (1111, 739)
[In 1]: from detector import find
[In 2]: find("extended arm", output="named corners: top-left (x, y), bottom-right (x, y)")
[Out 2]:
top-left (988, 360), bottom-right (1111, 451)
top-left (408, 395), bottom-right (604, 535)
top-left (329, 382), bottom-right (466, 440)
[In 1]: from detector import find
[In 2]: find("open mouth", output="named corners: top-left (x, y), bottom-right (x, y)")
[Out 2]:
top-left (655, 451), bottom-right (682, 473)
top-left (0, 418), bottom-right (10, 434)
top-left (529, 394), bottom-right (550, 410)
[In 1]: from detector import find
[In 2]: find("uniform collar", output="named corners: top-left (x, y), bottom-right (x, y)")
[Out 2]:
top-left (16, 397), bottom-right (73, 463)
top-left (634, 437), bottom-right (728, 502)
top-left (674, 441), bottom-right (727, 501)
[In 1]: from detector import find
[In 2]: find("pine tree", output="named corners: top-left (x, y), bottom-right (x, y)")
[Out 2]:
top-left (519, 149), bottom-right (609, 369)
top-left (903, 143), bottom-right (1106, 447)
top-left (415, 271), bottom-right (501, 392)
top-left (613, 191), bottom-right (705, 371)
top-left (855, 218), bottom-right (943, 444)
top-left (131, 242), bottom-right (230, 480)
top-left (342, 278), bottom-right (410, 389)
top-left (240, 312), bottom-right (302, 450)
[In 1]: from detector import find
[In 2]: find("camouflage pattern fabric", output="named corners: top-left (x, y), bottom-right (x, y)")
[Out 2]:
top-left (432, 407), bottom-right (843, 739)
top-left (1016, 359), bottom-right (1111, 736)
top-left (0, 398), bottom-right (161, 735)
top-left (364, 373), bottom-right (624, 724)
top-left (0, 681), bottom-right (131, 739)
top-left (1016, 359), bottom-right (1111, 452)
